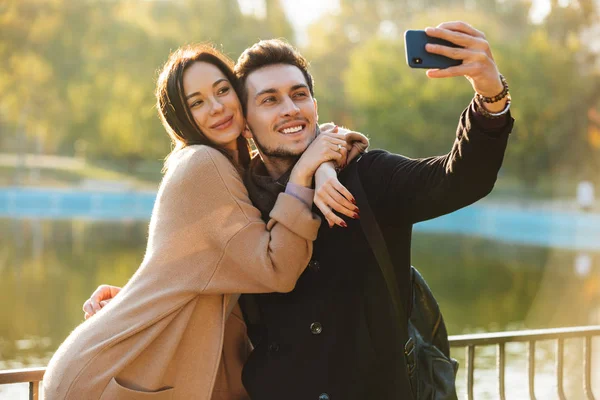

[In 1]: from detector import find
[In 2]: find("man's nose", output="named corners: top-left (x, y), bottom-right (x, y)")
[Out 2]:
top-left (280, 96), bottom-right (300, 117)
top-left (209, 98), bottom-right (224, 115)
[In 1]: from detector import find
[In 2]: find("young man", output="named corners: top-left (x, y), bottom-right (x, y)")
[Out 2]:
top-left (234, 21), bottom-right (512, 400)
top-left (84, 21), bottom-right (513, 399)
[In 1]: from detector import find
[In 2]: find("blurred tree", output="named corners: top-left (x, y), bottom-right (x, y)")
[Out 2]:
top-left (307, 3), bottom-right (599, 187)
top-left (265, 0), bottom-right (295, 41)
top-left (0, 0), bottom-right (296, 172)
top-left (1, 0), bottom-right (598, 188)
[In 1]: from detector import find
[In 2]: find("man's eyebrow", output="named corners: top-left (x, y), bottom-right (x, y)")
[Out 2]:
top-left (291, 83), bottom-right (309, 91)
top-left (254, 88), bottom-right (278, 99)
top-left (185, 78), bottom-right (228, 100)
top-left (254, 84), bottom-right (309, 99)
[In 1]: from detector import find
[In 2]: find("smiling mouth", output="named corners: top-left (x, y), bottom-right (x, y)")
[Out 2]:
top-left (211, 116), bottom-right (233, 130)
top-left (278, 124), bottom-right (306, 135)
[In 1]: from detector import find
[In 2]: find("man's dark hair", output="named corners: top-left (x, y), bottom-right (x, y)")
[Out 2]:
top-left (234, 39), bottom-right (315, 114)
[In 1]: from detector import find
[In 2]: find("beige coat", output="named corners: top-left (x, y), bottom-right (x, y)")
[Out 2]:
top-left (43, 145), bottom-right (321, 400)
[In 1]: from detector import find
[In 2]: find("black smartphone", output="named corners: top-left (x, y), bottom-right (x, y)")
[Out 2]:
top-left (404, 30), bottom-right (462, 69)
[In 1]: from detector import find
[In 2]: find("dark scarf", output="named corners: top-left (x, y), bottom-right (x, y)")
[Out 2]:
top-left (243, 156), bottom-right (293, 221)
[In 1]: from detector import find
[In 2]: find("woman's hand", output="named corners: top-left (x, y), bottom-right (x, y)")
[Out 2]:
top-left (314, 161), bottom-right (359, 228)
top-left (288, 127), bottom-right (349, 187)
top-left (320, 122), bottom-right (369, 163)
top-left (82, 284), bottom-right (122, 319)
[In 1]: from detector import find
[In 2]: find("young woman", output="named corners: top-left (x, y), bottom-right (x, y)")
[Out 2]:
top-left (43, 44), bottom-right (367, 400)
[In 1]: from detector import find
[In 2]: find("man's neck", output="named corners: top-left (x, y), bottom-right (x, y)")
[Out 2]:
top-left (260, 155), bottom-right (297, 180)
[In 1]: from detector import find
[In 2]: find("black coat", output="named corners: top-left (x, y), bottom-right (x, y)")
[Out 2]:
top-left (241, 104), bottom-right (514, 400)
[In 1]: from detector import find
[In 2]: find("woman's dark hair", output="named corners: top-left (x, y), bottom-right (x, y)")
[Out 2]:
top-left (156, 43), bottom-right (251, 172)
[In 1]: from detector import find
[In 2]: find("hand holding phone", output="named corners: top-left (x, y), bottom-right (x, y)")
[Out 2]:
top-left (404, 30), bottom-right (462, 69)
top-left (402, 22), bottom-right (506, 109)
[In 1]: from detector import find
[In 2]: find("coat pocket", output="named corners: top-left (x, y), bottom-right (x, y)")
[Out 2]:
top-left (100, 377), bottom-right (174, 400)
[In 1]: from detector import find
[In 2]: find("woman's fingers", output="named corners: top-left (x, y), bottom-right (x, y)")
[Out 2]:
top-left (82, 295), bottom-right (114, 319)
top-left (82, 299), bottom-right (94, 317)
top-left (314, 197), bottom-right (346, 228)
top-left (314, 175), bottom-right (359, 224)
top-left (322, 188), bottom-right (357, 219)
top-left (87, 284), bottom-right (121, 314)
top-left (330, 179), bottom-right (357, 207)
top-left (328, 145), bottom-right (348, 168)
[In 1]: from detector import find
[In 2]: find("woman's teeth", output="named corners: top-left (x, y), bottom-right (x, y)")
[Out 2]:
top-left (281, 126), bottom-right (303, 134)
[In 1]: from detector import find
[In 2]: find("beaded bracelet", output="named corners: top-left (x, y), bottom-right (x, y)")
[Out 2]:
top-left (476, 74), bottom-right (509, 104)
top-left (475, 94), bottom-right (511, 119)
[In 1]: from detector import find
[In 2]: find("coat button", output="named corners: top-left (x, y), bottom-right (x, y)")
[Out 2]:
top-left (308, 259), bottom-right (320, 271)
top-left (319, 394), bottom-right (330, 400)
top-left (268, 342), bottom-right (279, 352)
top-left (310, 322), bottom-right (323, 335)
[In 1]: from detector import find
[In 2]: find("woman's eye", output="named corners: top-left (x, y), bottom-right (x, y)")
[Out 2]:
top-left (190, 100), bottom-right (204, 108)
top-left (217, 86), bottom-right (230, 95)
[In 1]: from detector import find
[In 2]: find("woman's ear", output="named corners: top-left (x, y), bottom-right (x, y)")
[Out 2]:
top-left (242, 124), bottom-right (253, 139)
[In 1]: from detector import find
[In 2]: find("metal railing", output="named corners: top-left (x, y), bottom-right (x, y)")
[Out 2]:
top-left (0, 326), bottom-right (599, 399)
top-left (0, 367), bottom-right (44, 400)
top-left (449, 325), bottom-right (600, 400)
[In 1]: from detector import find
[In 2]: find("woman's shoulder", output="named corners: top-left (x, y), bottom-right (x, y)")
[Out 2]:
top-left (166, 145), bottom-right (237, 177)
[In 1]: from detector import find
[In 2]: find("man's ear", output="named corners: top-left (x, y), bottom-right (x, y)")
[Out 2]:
top-left (242, 124), bottom-right (253, 139)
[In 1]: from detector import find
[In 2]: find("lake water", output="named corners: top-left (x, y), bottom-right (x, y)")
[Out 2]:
top-left (0, 190), bottom-right (599, 399)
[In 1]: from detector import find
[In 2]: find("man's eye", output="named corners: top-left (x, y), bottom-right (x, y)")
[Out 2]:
top-left (294, 92), bottom-right (308, 98)
top-left (262, 97), bottom-right (276, 104)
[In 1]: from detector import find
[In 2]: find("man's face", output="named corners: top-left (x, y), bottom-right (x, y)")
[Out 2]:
top-left (243, 64), bottom-right (318, 159)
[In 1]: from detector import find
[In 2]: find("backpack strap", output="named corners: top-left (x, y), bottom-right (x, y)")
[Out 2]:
top-left (347, 159), bottom-right (415, 399)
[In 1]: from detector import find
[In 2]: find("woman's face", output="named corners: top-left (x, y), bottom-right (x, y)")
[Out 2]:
top-left (183, 61), bottom-right (244, 152)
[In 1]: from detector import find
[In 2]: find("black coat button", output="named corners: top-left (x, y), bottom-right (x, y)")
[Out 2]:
top-left (308, 259), bottom-right (320, 271)
top-left (319, 394), bottom-right (330, 400)
top-left (310, 322), bottom-right (323, 335)
top-left (268, 342), bottom-right (279, 352)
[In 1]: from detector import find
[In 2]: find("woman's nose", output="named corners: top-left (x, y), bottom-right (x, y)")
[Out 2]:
top-left (209, 98), bottom-right (224, 115)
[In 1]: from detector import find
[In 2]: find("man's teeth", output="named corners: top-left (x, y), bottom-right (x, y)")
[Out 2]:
top-left (281, 126), bottom-right (303, 134)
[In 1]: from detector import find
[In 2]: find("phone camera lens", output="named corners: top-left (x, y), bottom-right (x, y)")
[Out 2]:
top-left (413, 57), bottom-right (422, 64)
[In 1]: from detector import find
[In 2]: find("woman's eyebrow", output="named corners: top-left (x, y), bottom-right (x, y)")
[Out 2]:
top-left (185, 78), bottom-right (229, 100)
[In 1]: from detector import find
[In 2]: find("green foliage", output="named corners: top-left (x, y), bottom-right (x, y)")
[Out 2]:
top-left (306, 3), bottom-right (600, 187)
top-left (1, 0), bottom-right (599, 187)
top-left (0, 0), bottom-right (293, 166)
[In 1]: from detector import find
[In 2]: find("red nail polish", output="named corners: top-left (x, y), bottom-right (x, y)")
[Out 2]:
top-left (351, 199), bottom-right (356, 205)
top-left (353, 213), bottom-right (360, 219)
top-left (341, 221), bottom-right (348, 228)
top-left (355, 208), bottom-right (360, 214)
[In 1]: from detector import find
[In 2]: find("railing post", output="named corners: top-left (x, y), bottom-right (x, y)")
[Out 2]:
top-left (497, 342), bottom-right (506, 400)
top-left (556, 338), bottom-right (566, 400)
top-left (29, 381), bottom-right (39, 400)
top-left (467, 345), bottom-right (475, 400)
top-left (584, 336), bottom-right (595, 400)
top-left (528, 341), bottom-right (536, 400)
